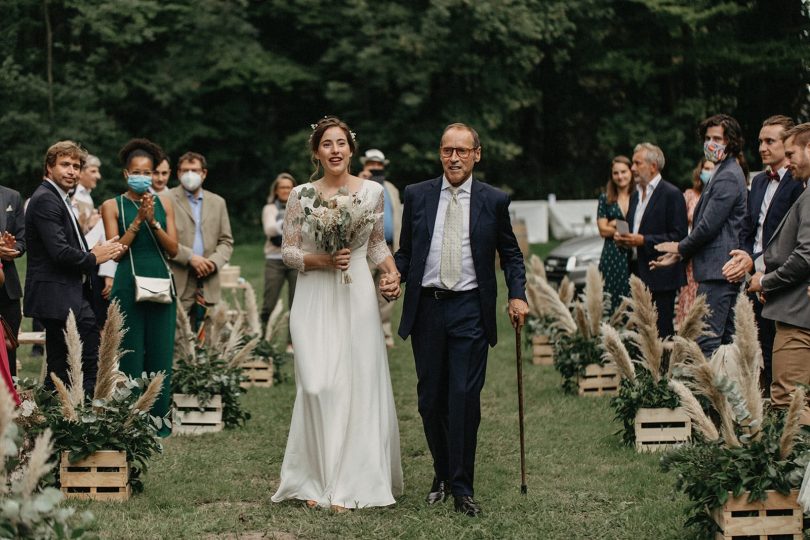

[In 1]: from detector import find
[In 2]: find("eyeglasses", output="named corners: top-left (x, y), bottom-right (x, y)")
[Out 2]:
top-left (440, 146), bottom-right (477, 159)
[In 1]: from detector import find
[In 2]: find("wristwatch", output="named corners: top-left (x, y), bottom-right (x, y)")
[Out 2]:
top-left (150, 221), bottom-right (162, 231)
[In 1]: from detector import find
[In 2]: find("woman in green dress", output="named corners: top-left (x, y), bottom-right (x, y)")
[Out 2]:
top-left (597, 155), bottom-right (634, 314)
top-left (101, 139), bottom-right (178, 436)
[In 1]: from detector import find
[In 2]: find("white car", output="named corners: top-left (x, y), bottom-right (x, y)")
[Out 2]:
top-left (543, 235), bottom-right (604, 287)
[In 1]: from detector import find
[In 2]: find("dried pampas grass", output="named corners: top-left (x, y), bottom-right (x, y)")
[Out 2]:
top-left (584, 265), bottom-right (604, 337)
top-left (677, 294), bottom-right (710, 341)
top-left (682, 362), bottom-right (740, 447)
top-left (609, 296), bottom-right (632, 328)
top-left (16, 428), bottom-right (53, 497)
top-left (50, 374), bottom-right (77, 422)
top-left (264, 299), bottom-right (284, 341)
top-left (64, 311), bottom-right (84, 408)
top-left (668, 379), bottom-right (719, 441)
top-left (627, 276), bottom-right (663, 380)
top-left (207, 305), bottom-right (229, 349)
top-left (573, 302), bottom-right (590, 339)
top-left (600, 323), bottom-right (634, 382)
top-left (780, 386), bottom-right (807, 459)
top-left (528, 254), bottom-right (547, 281)
top-left (732, 292), bottom-right (764, 429)
top-left (95, 300), bottom-right (127, 401)
top-left (526, 277), bottom-right (545, 319)
top-left (228, 336), bottom-right (261, 368)
top-left (558, 276), bottom-right (575, 306)
top-left (129, 373), bottom-right (166, 418)
top-left (175, 307), bottom-right (196, 364)
top-left (534, 277), bottom-right (577, 334)
top-left (242, 281), bottom-right (262, 336)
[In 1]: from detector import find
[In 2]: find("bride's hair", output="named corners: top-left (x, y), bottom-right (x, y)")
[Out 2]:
top-left (309, 116), bottom-right (356, 180)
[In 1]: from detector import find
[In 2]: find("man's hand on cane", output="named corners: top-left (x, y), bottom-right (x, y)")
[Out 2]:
top-left (509, 298), bottom-right (529, 329)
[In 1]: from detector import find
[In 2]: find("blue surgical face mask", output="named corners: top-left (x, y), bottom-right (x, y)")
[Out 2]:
top-left (699, 170), bottom-right (713, 184)
top-left (127, 174), bottom-right (152, 194)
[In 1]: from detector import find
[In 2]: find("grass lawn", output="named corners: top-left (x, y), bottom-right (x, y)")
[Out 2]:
top-left (18, 241), bottom-right (694, 539)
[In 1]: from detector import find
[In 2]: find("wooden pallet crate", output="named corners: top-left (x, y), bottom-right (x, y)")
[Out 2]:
top-left (240, 360), bottom-right (273, 388)
top-left (60, 450), bottom-right (130, 501)
top-left (577, 363), bottom-right (619, 397)
top-left (712, 489), bottom-right (802, 539)
top-left (634, 407), bottom-right (691, 452)
top-left (172, 393), bottom-right (224, 435)
top-left (531, 335), bottom-right (553, 366)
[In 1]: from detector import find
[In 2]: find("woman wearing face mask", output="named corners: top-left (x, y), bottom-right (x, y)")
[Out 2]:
top-left (261, 173), bottom-right (298, 341)
top-left (597, 155), bottom-right (635, 314)
top-left (100, 138), bottom-right (178, 436)
top-left (675, 158), bottom-right (714, 326)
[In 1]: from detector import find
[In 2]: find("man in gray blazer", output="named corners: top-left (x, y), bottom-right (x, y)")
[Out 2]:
top-left (748, 122), bottom-right (810, 420)
top-left (653, 114), bottom-right (748, 355)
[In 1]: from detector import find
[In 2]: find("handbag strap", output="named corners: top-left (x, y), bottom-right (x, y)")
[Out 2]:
top-left (120, 196), bottom-right (176, 296)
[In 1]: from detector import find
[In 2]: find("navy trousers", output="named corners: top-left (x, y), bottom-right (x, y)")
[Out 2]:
top-left (696, 279), bottom-right (741, 356)
top-left (411, 288), bottom-right (489, 497)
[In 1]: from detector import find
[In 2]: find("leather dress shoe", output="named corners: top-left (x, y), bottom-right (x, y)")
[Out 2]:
top-left (425, 479), bottom-right (451, 504)
top-left (454, 495), bottom-right (482, 517)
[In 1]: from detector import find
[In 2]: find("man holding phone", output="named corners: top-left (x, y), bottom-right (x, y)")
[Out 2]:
top-left (615, 142), bottom-right (687, 337)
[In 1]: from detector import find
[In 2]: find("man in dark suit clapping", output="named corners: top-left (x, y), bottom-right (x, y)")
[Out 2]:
top-left (0, 183), bottom-right (26, 376)
top-left (722, 115), bottom-right (804, 393)
top-left (748, 123), bottom-right (810, 421)
top-left (391, 123), bottom-right (528, 517)
top-left (616, 142), bottom-right (687, 338)
top-left (654, 114), bottom-right (749, 355)
top-left (24, 141), bottom-right (124, 393)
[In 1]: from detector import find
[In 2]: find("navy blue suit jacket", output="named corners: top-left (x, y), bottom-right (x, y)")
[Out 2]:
top-left (625, 178), bottom-right (688, 292)
top-left (740, 169), bottom-right (803, 259)
top-left (0, 186), bottom-right (26, 300)
top-left (24, 181), bottom-right (97, 320)
top-left (678, 157), bottom-right (748, 282)
top-left (394, 177), bottom-right (526, 347)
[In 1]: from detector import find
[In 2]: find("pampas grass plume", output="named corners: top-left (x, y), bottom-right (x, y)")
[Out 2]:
top-left (558, 276), bottom-right (575, 306)
top-left (228, 337), bottom-right (261, 368)
top-left (17, 428), bottom-right (54, 497)
top-left (601, 323), bottom-right (634, 382)
top-left (264, 299), bottom-right (284, 341)
top-left (242, 281), bottom-right (262, 336)
top-left (50, 374), bottom-right (78, 422)
top-left (584, 264), bottom-right (604, 337)
top-left (780, 386), bottom-right (806, 459)
top-left (95, 299), bottom-right (127, 401)
top-left (63, 311), bottom-right (84, 407)
top-left (130, 373), bottom-right (165, 416)
top-left (677, 294), bottom-right (710, 341)
top-left (668, 379), bottom-right (719, 441)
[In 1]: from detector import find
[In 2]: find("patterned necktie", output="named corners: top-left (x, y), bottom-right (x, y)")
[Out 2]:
top-left (440, 187), bottom-right (462, 289)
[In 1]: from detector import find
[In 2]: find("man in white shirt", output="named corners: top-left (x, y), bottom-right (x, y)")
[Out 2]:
top-left (151, 156), bottom-right (171, 195)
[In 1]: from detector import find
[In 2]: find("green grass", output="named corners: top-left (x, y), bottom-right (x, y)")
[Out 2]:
top-left (17, 242), bottom-right (694, 539)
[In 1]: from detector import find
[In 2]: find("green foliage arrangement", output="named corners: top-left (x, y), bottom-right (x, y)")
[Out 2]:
top-left (252, 339), bottom-right (291, 385)
top-left (661, 410), bottom-right (810, 538)
top-left (172, 347), bottom-right (250, 429)
top-left (553, 333), bottom-right (603, 395)
top-left (611, 370), bottom-right (679, 446)
top-left (0, 381), bottom-right (94, 539)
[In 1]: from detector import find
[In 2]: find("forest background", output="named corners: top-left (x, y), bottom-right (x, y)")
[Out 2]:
top-left (2, 0), bottom-right (808, 238)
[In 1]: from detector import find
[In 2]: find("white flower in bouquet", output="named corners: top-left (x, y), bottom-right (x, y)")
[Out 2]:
top-left (297, 186), bottom-right (381, 284)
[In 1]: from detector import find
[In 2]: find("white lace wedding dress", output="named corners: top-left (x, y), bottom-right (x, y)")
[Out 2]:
top-left (271, 180), bottom-right (403, 509)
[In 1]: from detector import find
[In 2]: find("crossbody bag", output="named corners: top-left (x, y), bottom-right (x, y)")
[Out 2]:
top-left (120, 196), bottom-right (175, 304)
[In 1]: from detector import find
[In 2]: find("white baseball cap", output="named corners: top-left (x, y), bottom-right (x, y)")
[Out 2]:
top-left (360, 148), bottom-right (389, 165)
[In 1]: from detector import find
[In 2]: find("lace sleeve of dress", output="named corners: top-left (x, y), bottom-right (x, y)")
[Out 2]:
top-left (281, 189), bottom-right (306, 272)
top-left (367, 186), bottom-right (391, 267)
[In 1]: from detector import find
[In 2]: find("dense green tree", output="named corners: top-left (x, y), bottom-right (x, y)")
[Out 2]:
top-left (0, 0), bottom-right (806, 237)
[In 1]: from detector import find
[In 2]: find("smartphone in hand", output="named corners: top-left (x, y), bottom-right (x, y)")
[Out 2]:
top-left (615, 220), bottom-right (629, 235)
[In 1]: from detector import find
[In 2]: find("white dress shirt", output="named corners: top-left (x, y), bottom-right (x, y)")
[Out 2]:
top-left (72, 183), bottom-right (93, 208)
top-left (45, 178), bottom-right (86, 252)
top-left (422, 176), bottom-right (478, 291)
top-left (753, 166), bottom-right (787, 256)
top-left (631, 174), bottom-right (661, 259)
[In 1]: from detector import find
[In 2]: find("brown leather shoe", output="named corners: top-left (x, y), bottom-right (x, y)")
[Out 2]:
top-left (453, 495), bottom-right (482, 517)
top-left (425, 479), bottom-right (451, 504)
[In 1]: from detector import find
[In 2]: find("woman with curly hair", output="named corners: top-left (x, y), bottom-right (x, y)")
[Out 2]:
top-left (101, 138), bottom-right (178, 436)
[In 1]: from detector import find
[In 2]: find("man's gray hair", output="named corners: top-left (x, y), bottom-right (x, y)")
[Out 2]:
top-left (633, 142), bottom-right (665, 171)
top-left (83, 154), bottom-right (101, 169)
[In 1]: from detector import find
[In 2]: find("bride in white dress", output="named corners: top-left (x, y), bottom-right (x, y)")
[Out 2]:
top-left (271, 117), bottom-right (404, 510)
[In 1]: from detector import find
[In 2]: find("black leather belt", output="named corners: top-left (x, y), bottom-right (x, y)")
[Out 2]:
top-left (421, 287), bottom-right (477, 300)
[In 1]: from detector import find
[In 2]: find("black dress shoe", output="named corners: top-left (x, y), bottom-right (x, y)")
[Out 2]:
top-left (425, 479), bottom-right (450, 504)
top-left (454, 495), bottom-right (482, 517)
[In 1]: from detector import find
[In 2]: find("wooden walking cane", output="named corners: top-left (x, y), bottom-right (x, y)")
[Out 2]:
top-left (514, 317), bottom-right (527, 495)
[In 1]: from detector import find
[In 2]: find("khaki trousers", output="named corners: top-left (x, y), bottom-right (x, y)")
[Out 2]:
top-left (771, 322), bottom-right (810, 424)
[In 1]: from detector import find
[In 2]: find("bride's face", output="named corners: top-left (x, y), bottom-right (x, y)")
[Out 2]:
top-left (316, 126), bottom-right (352, 176)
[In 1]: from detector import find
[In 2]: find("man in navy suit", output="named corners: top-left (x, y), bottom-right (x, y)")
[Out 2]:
top-left (654, 114), bottom-right (748, 355)
top-left (722, 115), bottom-right (803, 393)
top-left (616, 142), bottom-right (687, 338)
top-left (391, 123), bottom-right (527, 517)
top-left (24, 141), bottom-right (124, 393)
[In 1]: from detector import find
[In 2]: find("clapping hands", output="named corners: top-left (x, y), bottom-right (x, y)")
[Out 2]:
top-left (136, 194), bottom-right (155, 224)
top-left (379, 272), bottom-right (401, 301)
top-left (0, 232), bottom-right (20, 260)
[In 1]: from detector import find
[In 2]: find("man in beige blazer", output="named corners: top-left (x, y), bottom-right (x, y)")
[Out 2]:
top-left (359, 149), bottom-right (402, 347)
top-left (168, 152), bottom-right (234, 319)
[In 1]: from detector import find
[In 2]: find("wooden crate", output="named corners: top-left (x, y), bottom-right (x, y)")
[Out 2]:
top-left (60, 450), bottom-right (130, 501)
top-left (173, 394), bottom-right (224, 435)
top-left (240, 360), bottom-right (273, 388)
top-left (219, 265), bottom-right (241, 287)
top-left (531, 335), bottom-right (553, 366)
top-left (712, 489), bottom-right (802, 539)
top-left (634, 407), bottom-right (691, 452)
top-left (577, 363), bottom-right (619, 396)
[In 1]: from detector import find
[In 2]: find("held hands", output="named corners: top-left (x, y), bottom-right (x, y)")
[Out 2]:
top-left (102, 276), bottom-right (114, 299)
top-left (509, 298), bottom-right (530, 329)
top-left (190, 255), bottom-right (216, 278)
top-left (92, 235), bottom-right (126, 264)
top-left (614, 232), bottom-right (644, 248)
top-left (379, 272), bottom-right (401, 301)
top-left (721, 249), bottom-right (754, 283)
top-left (747, 271), bottom-right (766, 303)
top-left (330, 248), bottom-right (351, 271)
top-left (136, 194), bottom-right (155, 224)
top-left (649, 242), bottom-right (681, 271)
top-left (0, 232), bottom-right (20, 260)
